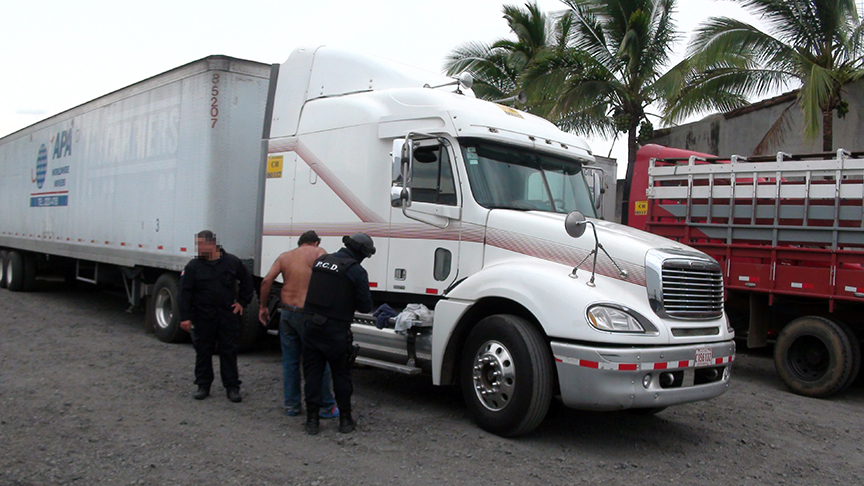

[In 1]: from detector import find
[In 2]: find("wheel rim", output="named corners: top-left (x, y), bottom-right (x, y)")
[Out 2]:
top-left (6, 259), bottom-right (13, 286)
top-left (154, 287), bottom-right (175, 330)
top-left (471, 340), bottom-right (516, 411)
top-left (787, 335), bottom-right (830, 381)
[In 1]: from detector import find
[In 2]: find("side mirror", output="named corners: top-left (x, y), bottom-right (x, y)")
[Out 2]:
top-left (400, 187), bottom-right (411, 207)
top-left (390, 186), bottom-right (402, 207)
top-left (391, 138), bottom-right (413, 208)
top-left (391, 139), bottom-right (404, 182)
top-left (564, 211), bottom-right (587, 238)
top-left (592, 172), bottom-right (603, 210)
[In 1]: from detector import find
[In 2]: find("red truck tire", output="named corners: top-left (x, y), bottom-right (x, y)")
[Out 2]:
top-left (774, 316), bottom-right (860, 398)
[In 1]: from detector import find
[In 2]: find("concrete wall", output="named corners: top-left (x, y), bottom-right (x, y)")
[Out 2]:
top-left (647, 78), bottom-right (864, 157)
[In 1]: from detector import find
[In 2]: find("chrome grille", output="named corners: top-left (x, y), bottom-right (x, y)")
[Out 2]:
top-left (661, 261), bottom-right (724, 319)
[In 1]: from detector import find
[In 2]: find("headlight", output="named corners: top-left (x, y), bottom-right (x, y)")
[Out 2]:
top-left (586, 305), bottom-right (658, 334)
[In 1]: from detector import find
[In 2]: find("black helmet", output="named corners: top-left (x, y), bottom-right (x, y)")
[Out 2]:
top-left (343, 233), bottom-right (376, 258)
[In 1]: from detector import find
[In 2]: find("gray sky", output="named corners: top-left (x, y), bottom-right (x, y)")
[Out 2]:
top-left (1, 0), bottom-right (761, 174)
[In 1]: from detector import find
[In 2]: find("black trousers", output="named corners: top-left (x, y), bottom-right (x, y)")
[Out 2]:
top-left (191, 311), bottom-right (241, 389)
top-left (303, 317), bottom-right (353, 413)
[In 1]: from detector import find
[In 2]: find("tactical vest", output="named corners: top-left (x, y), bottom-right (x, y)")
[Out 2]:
top-left (304, 253), bottom-right (358, 321)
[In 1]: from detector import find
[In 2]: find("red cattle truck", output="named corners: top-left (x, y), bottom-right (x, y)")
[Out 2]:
top-left (628, 144), bottom-right (864, 397)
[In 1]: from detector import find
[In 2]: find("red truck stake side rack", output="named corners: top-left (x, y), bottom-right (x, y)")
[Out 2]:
top-left (629, 144), bottom-right (864, 398)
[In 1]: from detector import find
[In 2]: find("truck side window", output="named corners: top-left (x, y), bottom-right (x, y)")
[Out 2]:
top-left (411, 145), bottom-right (457, 205)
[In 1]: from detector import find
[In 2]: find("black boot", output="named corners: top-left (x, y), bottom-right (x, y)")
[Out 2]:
top-left (226, 388), bottom-right (242, 403)
top-left (305, 409), bottom-right (320, 435)
top-left (194, 386), bottom-right (210, 400)
top-left (338, 410), bottom-right (355, 433)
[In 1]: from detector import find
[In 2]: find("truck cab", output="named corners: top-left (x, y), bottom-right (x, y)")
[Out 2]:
top-left (261, 47), bottom-right (735, 436)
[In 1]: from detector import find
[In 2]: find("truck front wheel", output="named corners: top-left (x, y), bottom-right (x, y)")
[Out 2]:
top-left (460, 314), bottom-right (553, 437)
top-left (774, 316), bottom-right (859, 397)
top-left (150, 273), bottom-right (186, 343)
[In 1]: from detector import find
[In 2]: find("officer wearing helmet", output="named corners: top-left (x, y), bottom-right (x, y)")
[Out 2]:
top-left (301, 233), bottom-right (375, 435)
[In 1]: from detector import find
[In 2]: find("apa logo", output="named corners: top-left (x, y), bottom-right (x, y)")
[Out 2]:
top-left (52, 128), bottom-right (73, 159)
top-left (33, 144), bottom-right (48, 189)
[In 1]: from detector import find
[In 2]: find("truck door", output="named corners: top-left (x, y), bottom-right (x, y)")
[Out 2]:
top-left (387, 139), bottom-right (462, 298)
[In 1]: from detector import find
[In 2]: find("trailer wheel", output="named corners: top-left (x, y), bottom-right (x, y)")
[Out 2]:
top-left (774, 316), bottom-right (856, 398)
top-left (5, 251), bottom-right (36, 292)
top-left (150, 273), bottom-right (186, 343)
top-left (460, 314), bottom-right (552, 437)
top-left (237, 293), bottom-right (263, 353)
top-left (0, 250), bottom-right (7, 289)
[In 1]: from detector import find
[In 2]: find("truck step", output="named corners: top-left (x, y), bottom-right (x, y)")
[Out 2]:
top-left (354, 356), bottom-right (421, 375)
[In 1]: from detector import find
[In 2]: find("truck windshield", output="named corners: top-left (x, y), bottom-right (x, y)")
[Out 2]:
top-left (459, 138), bottom-right (596, 216)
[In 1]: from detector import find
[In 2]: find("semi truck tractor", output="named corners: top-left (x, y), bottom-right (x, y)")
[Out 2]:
top-left (0, 47), bottom-right (734, 436)
top-left (628, 144), bottom-right (863, 398)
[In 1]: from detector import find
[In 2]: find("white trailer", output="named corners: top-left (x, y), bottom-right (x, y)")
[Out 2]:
top-left (0, 56), bottom-right (273, 348)
top-left (0, 46), bottom-right (735, 436)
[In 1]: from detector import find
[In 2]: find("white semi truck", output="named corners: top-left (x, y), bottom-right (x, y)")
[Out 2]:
top-left (0, 47), bottom-right (734, 436)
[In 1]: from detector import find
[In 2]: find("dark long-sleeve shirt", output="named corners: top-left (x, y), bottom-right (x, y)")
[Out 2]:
top-left (178, 250), bottom-right (254, 322)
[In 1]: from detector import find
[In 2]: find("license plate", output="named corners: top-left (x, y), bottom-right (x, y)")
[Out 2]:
top-left (695, 348), bottom-right (713, 367)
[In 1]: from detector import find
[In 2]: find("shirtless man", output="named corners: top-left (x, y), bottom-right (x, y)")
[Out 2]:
top-left (259, 230), bottom-right (339, 418)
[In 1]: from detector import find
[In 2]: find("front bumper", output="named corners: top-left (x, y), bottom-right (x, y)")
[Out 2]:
top-left (551, 340), bottom-right (735, 411)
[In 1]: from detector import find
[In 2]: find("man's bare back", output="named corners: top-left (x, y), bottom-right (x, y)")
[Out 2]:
top-left (277, 245), bottom-right (326, 307)
top-left (258, 239), bottom-right (326, 325)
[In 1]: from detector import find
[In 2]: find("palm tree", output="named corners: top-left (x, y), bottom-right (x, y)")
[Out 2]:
top-left (443, 2), bottom-right (572, 111)
top-left (530, 0), bottom-right (703, 224)
top-left (683, 0), bottom-right (864, 152)
top-left (444, 1), bottom-right (746, 223)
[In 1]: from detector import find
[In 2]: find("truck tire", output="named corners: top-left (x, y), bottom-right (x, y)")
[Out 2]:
top-left (774, 316), bottom-right (856, 398)
top-left (237, 293), bottom-right (262, 353)
top-left (460, 314), bottom-right (553, 437)
top-left (6, 251), bottom-right (36, 292)
top-left (0, 250), bottom-right (7, 289)
top-left (839, 321), bottom-right (861, 391)
top-left (150, 273), bottom-right (186, 343)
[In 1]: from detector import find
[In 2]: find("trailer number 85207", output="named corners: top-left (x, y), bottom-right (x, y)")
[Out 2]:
top-left (210, 73), bottom-right (220, 128)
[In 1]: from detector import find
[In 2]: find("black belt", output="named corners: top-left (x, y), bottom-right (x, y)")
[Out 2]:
top-left (280, 304), bottom-right (304, 312)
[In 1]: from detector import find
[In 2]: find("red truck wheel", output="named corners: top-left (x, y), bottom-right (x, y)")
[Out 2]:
top-left (774, 316), bottom-right (859, 398)
top-left (460, 314), bottom-right (553, 437)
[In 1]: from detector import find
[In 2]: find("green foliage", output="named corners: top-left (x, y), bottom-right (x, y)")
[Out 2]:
top-left (684, 0), bottom-right (864, 150)
top-left (445, 0), bottom-right (739, 169)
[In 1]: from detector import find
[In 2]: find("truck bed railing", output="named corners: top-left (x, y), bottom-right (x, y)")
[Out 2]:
top-left (645, 149), bottom-right (864, 308)
top-left (647, 149), bottom-right (864, 248)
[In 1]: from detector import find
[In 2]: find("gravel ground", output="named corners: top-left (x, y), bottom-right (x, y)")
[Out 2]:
top-left (1, 280), bottom-right (863, 485)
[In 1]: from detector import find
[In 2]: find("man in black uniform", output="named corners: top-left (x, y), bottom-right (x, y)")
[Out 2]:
top-left (302, 233), bottom-right (375, 434)
top-left (179, 230), bottom-right (254, 403)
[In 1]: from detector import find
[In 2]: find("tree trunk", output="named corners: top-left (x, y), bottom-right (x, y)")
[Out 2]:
top-left (620, 116), bottom-right (640, 225)
top-left (822, 109), bottom-right (833, 153)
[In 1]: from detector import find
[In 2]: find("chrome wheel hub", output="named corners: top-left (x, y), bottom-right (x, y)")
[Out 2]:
top-left (471, 340), bottom-right (516, 411)
top-left (154, 288), bottom-right (175, 330)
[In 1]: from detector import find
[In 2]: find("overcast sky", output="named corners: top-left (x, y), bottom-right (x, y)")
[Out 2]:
top-left (2, 0), bottom-right (762, 175)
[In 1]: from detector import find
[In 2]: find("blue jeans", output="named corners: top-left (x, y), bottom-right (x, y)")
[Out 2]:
top-left (280, 310), bottom-right (335, 411)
